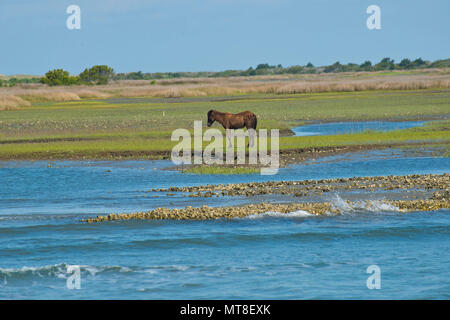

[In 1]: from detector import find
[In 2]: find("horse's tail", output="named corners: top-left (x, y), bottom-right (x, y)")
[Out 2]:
top-left (253, 115), bottom-right (257, 130)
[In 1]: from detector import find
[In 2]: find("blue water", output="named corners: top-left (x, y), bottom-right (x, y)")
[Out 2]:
top-left (292, 120), bottom-right (426, 136)
top-left (0, 151), bottom-right (449, 299)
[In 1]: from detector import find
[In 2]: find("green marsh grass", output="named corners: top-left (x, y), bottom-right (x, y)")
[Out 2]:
top-left (0, 89), bottom-right (448, 159)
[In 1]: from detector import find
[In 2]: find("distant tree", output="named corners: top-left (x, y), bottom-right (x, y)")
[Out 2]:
top-left (67, 57), bottom-right (449, 83)
top-left (399, 58), bottom-right (412, 69)
top-left (285, 65), bottom-right (304, 74)
top-left (41, 69), bottom-right (81, 86)
top-left (79, 65), bottom-right (114, 84)
top-left (256, 63), bottom-right (276, 70)
top-left (345, 63), bottom-right (359, 71)
top-left (167, 72), bottom-right (182, 78)
top-left (151, 73), bottom-right (166, 79)
top-left (126, 71), bottom-right (144, 80)
top-left (375, 57), bottom-right (395, 70)
top-left (359, 60), bottom-right (372, 70)
top-left (411, 58), bottom-right (427, 68)
top-left (324, 61), bottom-right (343, 73)
top-left (256, 63), bottom-right (268, 70)
top-left (246, 67), bottom-right (256, 76)
top-left (428, 58), bottom-right (450, 68)
top-left (8, 78), bottom-right (18, 86)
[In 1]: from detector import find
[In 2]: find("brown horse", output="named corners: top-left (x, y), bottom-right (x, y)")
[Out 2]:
top-left (207, 109), bottom-right (257, 147)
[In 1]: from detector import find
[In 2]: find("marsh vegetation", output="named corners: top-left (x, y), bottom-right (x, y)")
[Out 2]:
top-left (0, 69), bottom-right (448, 163)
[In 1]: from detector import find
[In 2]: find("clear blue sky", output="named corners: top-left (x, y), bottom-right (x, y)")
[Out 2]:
top-left (1, 0), bottom-right (449, 75)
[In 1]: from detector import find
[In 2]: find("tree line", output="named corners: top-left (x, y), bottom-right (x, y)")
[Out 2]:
top-left (1, 58), bottom-right (449, 87)
top-left (114, 57), bottom-right (450, 80)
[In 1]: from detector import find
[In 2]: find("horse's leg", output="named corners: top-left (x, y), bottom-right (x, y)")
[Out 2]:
top-left (226, 129), bottom-right (233, 148)
top-left (247, 129), bottom-right (251, 148)
top-left (247, 126), bottom-right (255, 147)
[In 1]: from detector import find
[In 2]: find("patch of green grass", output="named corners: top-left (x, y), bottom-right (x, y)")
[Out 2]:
top-left (278, 127), bottom-right (449, 150)
top-left (0, 124), bottom-right (447, 160)
top-left (0, 89), bottom-right (449, 159)
top-left (2, 90), bottom-right (449, 137)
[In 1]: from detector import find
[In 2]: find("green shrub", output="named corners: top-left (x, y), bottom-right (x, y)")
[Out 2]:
top-left (41, 69), bottom-right (81, 86)
top-left (375, 57), bottom-right (395, 71)
top-left (79, 65), bottom-right (114, 85)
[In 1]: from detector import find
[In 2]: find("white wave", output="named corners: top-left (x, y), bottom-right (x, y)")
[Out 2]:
top-left (143, 265), bottom-right (190, 273)
top-left (143, 269), bottom-right (158, 274)
top-left (352, 200), bottom-right (400, 212)
top-left (0, 263), bottom-right (133, 279)
top-left (246, 210), bottom-right (313, 219)
top-left (329, 194), bottom-right (401, 214)
top-left (0, 263), bottom-right (68, 279)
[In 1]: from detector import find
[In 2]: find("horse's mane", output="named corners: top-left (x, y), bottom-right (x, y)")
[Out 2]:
top-left (209, 109), bottom-right (225, 116)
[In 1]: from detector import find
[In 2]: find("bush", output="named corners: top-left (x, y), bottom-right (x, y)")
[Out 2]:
top-left (374, 58), bottom-right (395, 71)
top-left (324, 62), bottom-right (343, 73)
top-left (411, 58), bottom-right (427, 68)
top-left (284, 65), bottom-right (304, 74)
top-left (428, 58), bottom-right (450, 68)
top-left (359, 61), bottom-right (372, 71)
top-left (79, 65), bottom-right (114, 85)
top-left (399, 58), bottom-right (412, 69)
top-left (41, 69), bottom-right (81, 86)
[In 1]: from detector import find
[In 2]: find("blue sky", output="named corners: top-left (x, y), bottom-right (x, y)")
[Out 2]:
top-left (1, 0), bottom-right (449, 75)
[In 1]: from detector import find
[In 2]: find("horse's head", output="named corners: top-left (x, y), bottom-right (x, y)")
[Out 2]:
top-left (207, 109), bottom-right (215, 127)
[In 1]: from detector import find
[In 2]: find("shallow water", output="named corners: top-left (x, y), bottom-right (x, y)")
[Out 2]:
top-left (292, 120), bottom-right (425, 136)
top-left (0, 149), bottom-right (447, 217)
top-left (0, 151), bottom-right (449, 299)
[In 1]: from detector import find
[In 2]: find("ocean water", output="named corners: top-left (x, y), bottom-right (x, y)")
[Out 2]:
top-left (292, 120), bottom-right (426, 136)
top-left (0, 152), bottom-right (449, 299)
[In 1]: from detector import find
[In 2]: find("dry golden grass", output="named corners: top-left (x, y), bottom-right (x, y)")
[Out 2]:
top-left (153, 88), bottom-right (208, 98)
top-left (0, 95), bottom-right (31, 110)
top-left (21, 91), bottom-right (81, 103)
top-left (274, 78), bottom-right (450, 94)
top-left (76, 90), bottom-right (112, 99)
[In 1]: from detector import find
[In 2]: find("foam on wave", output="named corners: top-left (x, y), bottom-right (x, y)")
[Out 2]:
top-left (245, 195), bottom-right (401, 219)
top-left (329, 194), bottom-right (401, 214)
top-left (0, 263), bottom-right (132, 280)
top-left (246, 210), bottom-right (313, 219)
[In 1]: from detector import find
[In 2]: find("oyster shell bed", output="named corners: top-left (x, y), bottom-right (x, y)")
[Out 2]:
top-left (84, 173), bottom-right (449, 222)
top-left (153, 173), bottom-right (450, 198)
top-left (84, 199), bottom-right (450, 223)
